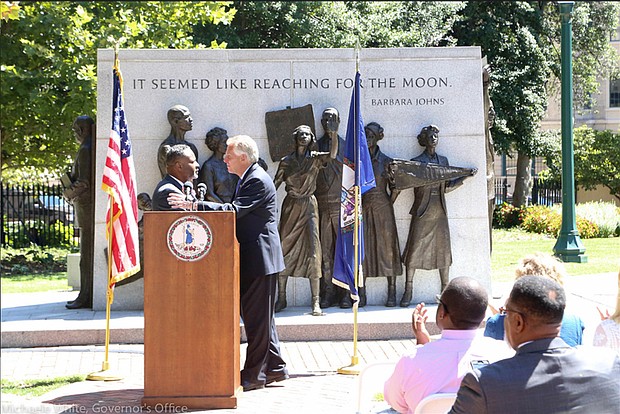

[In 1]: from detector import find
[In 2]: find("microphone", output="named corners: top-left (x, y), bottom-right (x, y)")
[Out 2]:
top-left (183, 181), bottom-right (193, 202)
top-left (196, 183), bottom-right (207, 201)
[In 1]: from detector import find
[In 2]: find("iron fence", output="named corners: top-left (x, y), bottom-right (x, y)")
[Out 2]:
top-left (494, 175), bottom-right (562, 207)
top-left (531, 176), bottom-right (562, 206)
top-left (1, 182), bottom-right (78, 248)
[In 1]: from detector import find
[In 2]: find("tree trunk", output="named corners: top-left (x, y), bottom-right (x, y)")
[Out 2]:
top-left (512, 151), bottom-right (531, 207)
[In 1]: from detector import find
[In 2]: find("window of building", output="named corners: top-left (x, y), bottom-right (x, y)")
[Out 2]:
top-left (611, 23), bottom-right (620, 42)
top-left (610, 78), bottom-right (620, 108)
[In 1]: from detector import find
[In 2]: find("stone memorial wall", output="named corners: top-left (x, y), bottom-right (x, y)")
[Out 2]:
top-left (95, 47), bottom-right (490, 310)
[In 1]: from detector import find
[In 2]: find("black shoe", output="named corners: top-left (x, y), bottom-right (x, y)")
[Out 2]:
top-left (65, 300), bottom-right (91, 309)
top-left (320, 293), bottom-right (334, 309)
top-left (266, 372), bottom-right (289, 385)
top-left (242, 380), bottom-right (265, 392)
top-left (340, 295), bottom-right (353, 309)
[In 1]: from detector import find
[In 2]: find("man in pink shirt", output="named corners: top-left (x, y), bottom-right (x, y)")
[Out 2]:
top-left (384, 277), bottom-right (513, 413)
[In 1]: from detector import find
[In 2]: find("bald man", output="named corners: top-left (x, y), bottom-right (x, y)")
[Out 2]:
top-left (384, 277), bottom-right (513, 413)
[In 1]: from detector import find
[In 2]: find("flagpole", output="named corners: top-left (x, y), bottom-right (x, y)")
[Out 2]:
top-left (338, 44), bottom-right (362, 375)
top-left (87, 45), bottom-right (123, 382)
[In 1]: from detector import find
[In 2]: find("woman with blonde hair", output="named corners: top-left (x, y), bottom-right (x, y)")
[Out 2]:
top-left (593, 271), bottom-right (620, 353)
top-left (484, 252), bottom-right (585, 346)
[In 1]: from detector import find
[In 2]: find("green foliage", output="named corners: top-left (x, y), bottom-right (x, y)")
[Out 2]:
top-left (543, 126), bottom-right (620, 201)
top-left (520, 204), bottom-right (600, 238)
top-left (0, 1), bottom-right (236, 181)
top-left (493, 202), bottom-right (523, 229)
top-left (520, 204), bottom-right (562, 236)
top-left (451, 1), bottom-right (620, 182)
top-left (2, 218), bottom-right (77, 248)
top-left (194, 1), bottom-right (465, 48)
top-left (573, 127), bottom-right (620, 201)
top-left (573, 201), bottom-right (620, 238)
top-left (1, 246), bottom-right (73, 274)
top-left (1, 1), bottom-right (20, 21)
top-left (1, 375), bottom-right (85, 397)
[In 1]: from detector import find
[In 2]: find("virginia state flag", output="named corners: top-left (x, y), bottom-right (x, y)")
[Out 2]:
top-left (332, 71), bottom-right (376, 301)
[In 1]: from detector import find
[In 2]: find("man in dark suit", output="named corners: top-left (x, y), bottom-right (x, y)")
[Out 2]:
top-left (152, 144), bottom-right (199, 211)
top-left (449, 276), bottom-right (620, 414)
top-left (168, 135), bottom-right (288, 392)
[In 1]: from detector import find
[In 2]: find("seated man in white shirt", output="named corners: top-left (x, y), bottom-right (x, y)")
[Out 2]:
top-left (384, 277), bottom-right (514, 414)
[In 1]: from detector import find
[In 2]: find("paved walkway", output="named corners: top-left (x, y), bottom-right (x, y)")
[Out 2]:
top-left (1, 272), bottom-right (617, 413)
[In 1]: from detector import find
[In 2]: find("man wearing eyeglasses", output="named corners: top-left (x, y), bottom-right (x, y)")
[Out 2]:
top-left (450, 276), bottom-right (620, 414)
top-left (383, 277), bottom-right (513, 413)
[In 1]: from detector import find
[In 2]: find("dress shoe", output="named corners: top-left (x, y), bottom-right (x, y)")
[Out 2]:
top-left (242, 380), bottom-right (265, 392)
top-left (65, 300), bottom-right (91, 310)
top-left (340, 295), bottom-right (353, 309)
top-left (274, 297), bottom-right (287, 313)
top-left (266, 372), bottom-right (289, 385)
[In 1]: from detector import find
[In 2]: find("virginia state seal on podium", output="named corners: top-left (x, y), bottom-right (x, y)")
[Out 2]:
top-left (167, 215), bottom-right (213, 261)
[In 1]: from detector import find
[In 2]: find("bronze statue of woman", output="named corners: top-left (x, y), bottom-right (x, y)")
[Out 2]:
top-left (361, 122), bottom-right (403, 307)
top-left (274, 125), bottom-right (337, 316)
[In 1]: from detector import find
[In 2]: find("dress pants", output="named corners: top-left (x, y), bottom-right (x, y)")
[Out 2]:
top-left (240, 273), bottom-right (287, 384)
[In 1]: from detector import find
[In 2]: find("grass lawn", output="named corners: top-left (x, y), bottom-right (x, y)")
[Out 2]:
top-left (1, 229), bottom-right (617, 292)
top-left (0, 375), bottom-right (86, 397)
top-left (0, 272), bottom-right (71, 294)
top-left (492, 228), bottom-right (620, 282)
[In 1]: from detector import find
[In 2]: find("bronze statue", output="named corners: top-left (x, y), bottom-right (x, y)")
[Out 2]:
top-left (157, 104), bottom-right (199, 178)
top-left (274, 125), bottom-right (337, 316)
top-left (400, 125), bottom-right (477, 307)
top-left (314, 107), bottom-right (349, 309)
top-left (483, 64), bottom-right (496, 253)
top-left (361, 122), bottom-right (403, 307)
top-left (198, 127), bottom-right (238, 203)
top-left (64, 115), bottom-right (95, 309)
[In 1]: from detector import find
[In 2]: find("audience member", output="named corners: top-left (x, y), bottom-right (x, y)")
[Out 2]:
top-left (593, 270), bottom-right (620, 353)
top-left (484, 252), bottom-right (584, 346)
top-left (450, 276), bottom-right (620, 414)
top-left (384, 277), bottom-right (513, 413)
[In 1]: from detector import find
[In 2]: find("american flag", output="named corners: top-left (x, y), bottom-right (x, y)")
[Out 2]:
top-left (101, 57), bottom-right (140, 295)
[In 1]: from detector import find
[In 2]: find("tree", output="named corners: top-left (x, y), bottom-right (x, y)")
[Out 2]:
top-left (451, 1), bottom-right (620, 207)
top-left (194, 1), bottom-right (465, 48)
top-left (0, 1), bottom-right (236, 182)
top-left (544, 126), bottom-right (620, 202)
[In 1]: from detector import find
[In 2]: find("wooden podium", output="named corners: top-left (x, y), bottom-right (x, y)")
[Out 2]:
top-left (142, 211), bottom-right (241, 409)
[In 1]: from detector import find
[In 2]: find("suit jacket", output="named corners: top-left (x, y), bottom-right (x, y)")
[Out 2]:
top-left (449, 337), bottom-right (620, 414)
top-left (152, 174), bottom-right (188, 211)
top-left (198, 163), bottom-right (285, 280)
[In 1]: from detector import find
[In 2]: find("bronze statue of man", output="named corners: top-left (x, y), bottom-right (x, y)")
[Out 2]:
top-left (64, 115), bottom-right (95, 309)
top-left (400, 125), bottom-right (477, 307)
top-left (314, 107), bottom-right (349, 309)
top-left (157, 104), bottom-right (199, 178)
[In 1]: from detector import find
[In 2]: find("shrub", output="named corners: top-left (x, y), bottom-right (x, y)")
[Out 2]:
top-left (2, 219), bottom-right (77, 248)
top-left (573, 201), bottom-right (620, 238)
top-left (0, 246), bottom-right (72, 275)
top-left (520, 205), bottom-right (561, 236)
top-left (521, 204), bottom-right (599, 238)
top-left (493, 202), bottom-right (523, 229)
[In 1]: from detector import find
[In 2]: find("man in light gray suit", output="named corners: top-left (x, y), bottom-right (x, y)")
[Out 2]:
top-left (450, 276), bottom-right (620, 414)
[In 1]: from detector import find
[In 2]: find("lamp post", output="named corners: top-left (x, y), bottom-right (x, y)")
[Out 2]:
top-left (553, 1), bottom-right (587, 263)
